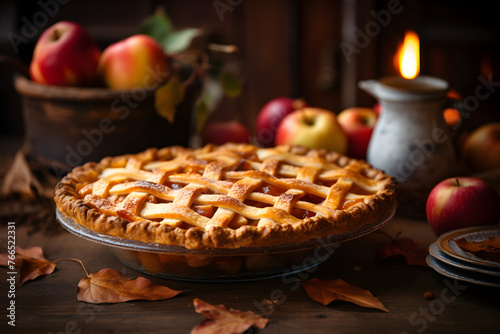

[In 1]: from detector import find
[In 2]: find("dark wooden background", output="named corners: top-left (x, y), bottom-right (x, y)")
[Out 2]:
top-left (2, 209), bottom-right (500, 334)
top-left (1, 0), bottom-right (500, 139)
top-left (1, 2), bottom-right (500, 330)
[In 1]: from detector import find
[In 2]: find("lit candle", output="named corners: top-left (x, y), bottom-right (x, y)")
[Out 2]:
top-left (358, 31), bottom-right (457, 218)
top-left (398, 30), bottom-right (420, 79)
top-left (370, 30), bottom-right (448, 101)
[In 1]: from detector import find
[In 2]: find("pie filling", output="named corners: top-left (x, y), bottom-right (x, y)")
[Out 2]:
top-left (55, 144), bottom-right (397, 249)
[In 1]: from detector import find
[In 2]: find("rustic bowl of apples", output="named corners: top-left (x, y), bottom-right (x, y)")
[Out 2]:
top-left (12, 21), bottom-right (197, 174)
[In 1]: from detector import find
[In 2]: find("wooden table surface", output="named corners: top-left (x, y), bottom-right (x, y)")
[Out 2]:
top-left (1, 137), bottom-right (500, 334)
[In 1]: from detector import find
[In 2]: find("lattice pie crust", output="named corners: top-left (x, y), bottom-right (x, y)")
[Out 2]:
top-left (55, 144), bottom-right (397, 249)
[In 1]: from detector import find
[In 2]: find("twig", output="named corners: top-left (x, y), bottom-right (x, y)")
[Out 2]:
top-left (376, 230), bottom-right (401, 242)
top-left (178, 51), bottom-right (210, 88)
top-left (0, 55), bottom-right (30, 77)
top-left (207, 43), bottom-right (239, 54)
top-left (53, 258), bottom-right (89, 278)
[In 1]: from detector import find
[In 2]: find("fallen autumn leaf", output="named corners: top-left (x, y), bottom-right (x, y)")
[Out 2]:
top-left (191, 298), bottom-right (268, 334)
top-left (0, 245), bottom-right (46, 267)
top-left (301, 278), bottom-right (389, 312)
top-left (0, 245), bottom-right (57, 285)
top-left (454, 236), bottom-right (500, 263)
top-left (77, 268), bottom-right (185, 304)
top-left (19, 258), bottom-right (57, 286)
top-left (455, 236), bottom-right (500, 253)
top-left (378, 233), bottom-right (429, 267)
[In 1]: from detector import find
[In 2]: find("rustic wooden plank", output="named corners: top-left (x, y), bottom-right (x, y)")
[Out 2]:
top-left (2, 216), bottom-right (500, 334)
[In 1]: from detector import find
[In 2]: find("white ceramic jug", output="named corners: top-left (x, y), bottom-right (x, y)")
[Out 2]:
top-left (359, 76), bottom-right (457, 218)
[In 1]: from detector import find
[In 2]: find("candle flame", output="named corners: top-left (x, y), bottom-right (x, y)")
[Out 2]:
top-left (398, 31), bottom-right (420, 79)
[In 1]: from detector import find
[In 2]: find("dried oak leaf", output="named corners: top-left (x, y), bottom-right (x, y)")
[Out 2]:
top-left (455, 237), bottom-right (500, 253)
top-left (19, 258), bottom-right (57, 286)
top-left (0, 246), bottom-right (45, 267)
top-left (0, 150), bottom-right (51, 200)
top-left (378, 235), bottom-right (429, 267)
top-left (77, 268), bottom-right (185, 304)
top-left (301, 278), bottom-right (388, 312)
top-left (191, 298), bottom-right (269, 334)
top-left (0, 245), bottom-right (56, 285)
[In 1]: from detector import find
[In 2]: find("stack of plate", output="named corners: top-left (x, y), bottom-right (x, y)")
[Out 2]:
top-left (427, 225), bottom-right (500, 288)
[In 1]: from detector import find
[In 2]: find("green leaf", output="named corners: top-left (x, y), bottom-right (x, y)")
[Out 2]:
top-left (220, 70), bottom-right (242, 98)
top-left (194, 96), bottom-right (210, 133)
top-left (202, 76), bottom-right (224, 110)
top-left (155, 75), bottom-right (185, 123)
top-left (141, 11), bottom-right (173, 43)
top-left (161, 28), bottom-right (200, 54)
top-left (141, 9), bottom-right (200, 54)
top-left (207, 56), bottom-right (225, 79)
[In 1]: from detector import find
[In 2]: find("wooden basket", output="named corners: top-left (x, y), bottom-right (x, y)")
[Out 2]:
top-left (14, 74), bottom-right (196, 175)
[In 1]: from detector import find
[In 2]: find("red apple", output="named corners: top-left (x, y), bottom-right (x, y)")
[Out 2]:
top-left (274, 107), bottom-right (347, 154)
top-left (30, 21), bottom-right (101, 86)
top-left (426, 177), bottom-right (500, 236)
top-left (337, 107), bottom-right (378, 159)
top-left (97, 34), bottom-right (169, 89)
top-left (256, 97), bottom-right (307, 147)
top-left (462, 123), bottom-right (500, 172)
top-left (202, 120), bottom-right (250, 145)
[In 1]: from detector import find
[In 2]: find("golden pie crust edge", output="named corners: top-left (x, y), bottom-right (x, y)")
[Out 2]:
top-left (54, 144), bottom-right (398, 250)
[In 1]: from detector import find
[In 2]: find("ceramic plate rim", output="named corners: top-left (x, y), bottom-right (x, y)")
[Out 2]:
top-left (426, 255), bottom-right (500, 288)
top-left (436, 225), bottom-right (500, 269)
top-left (429, 243), bottom-right (500, 277)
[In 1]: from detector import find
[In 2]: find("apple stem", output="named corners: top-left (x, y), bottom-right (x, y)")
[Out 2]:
top-left (302, 112), bottom-right (315, 126)
top-left (293, 98), bottom-right (306, 110)
top-left (53, 258), bottom-right (89, 278)
top-left (52, 29), bottom-right (62, 41)
top-left (456, 178), bottom-right (460, 187)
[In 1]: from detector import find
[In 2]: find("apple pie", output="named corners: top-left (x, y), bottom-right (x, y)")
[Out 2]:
top-left (55, 143), bottom-right (397, 250)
